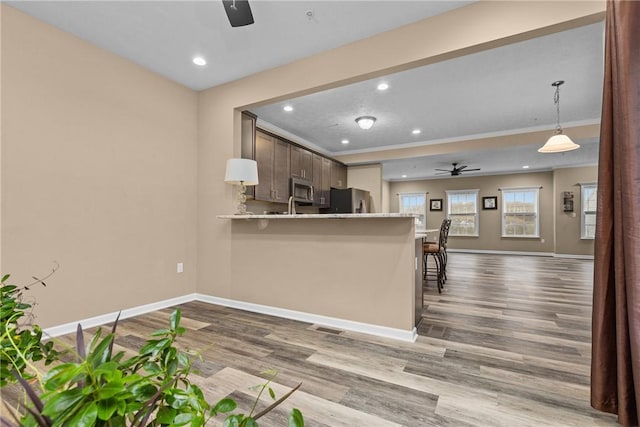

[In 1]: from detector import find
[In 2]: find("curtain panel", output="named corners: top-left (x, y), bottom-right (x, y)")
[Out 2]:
top-left (591, 1), bottom-right (640, 426)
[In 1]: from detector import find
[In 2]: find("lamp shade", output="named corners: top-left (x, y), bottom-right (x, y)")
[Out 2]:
top-left (224, 158), bottom-right (259, 185)
top-left (538, 133), bottom-right (581, 153)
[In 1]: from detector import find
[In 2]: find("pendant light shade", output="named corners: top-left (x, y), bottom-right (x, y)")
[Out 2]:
top-left (538, 80), bottom-right (580, 153)
top-left (355, 116), bottom-right (376, 130)
top-left (538, 133), bottom-right (580, 153)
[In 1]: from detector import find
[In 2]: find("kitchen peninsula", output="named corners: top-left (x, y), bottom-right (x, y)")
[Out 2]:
top-left (217, 213), bottom-right (422, 341)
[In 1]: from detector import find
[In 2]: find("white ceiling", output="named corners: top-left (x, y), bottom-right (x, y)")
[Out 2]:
top-left (7, 1), bottom-right (604, 181)
top-left (7, 1), bottom-right (470, 90)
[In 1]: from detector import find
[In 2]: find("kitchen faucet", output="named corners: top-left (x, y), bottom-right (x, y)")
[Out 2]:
top-left (288, 196), bottom-right (296, 215)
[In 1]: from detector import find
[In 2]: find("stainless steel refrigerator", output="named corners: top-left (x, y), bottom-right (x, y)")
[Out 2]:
top-left (327, 188), bottom-right (371, 213)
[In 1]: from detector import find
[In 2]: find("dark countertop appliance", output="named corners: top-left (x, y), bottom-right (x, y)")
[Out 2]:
top-left (327, 188), bottom-right (371, 213)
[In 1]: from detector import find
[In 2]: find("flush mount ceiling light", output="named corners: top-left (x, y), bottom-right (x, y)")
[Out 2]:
top-left (377, 83), bottom-right (389, 91)
top-left (538, 80), bottom-right (580, 153)
top-left (283, 105), bottom-right (293, 112)
top-left (355, 116), bottom-right (376, 130)
top-left (412, 129), bottom-right (421, 135)
top-left (341, 139), bottom-right (349, 144)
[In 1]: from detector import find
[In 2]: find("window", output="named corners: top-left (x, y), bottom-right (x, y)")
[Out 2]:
top-left (446, 190), bottom-right (479, 236)
top-left (501, 187), bottom-right (540, 237)
top-left (399, 193), bottom-right (427, 231)
top-left (581, 183), bottom-right (597, 239)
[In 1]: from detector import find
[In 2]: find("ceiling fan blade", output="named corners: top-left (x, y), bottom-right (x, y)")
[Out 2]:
top-left (457, 165), bottom-right (468, 171)
top-left (222, 0), bottom-right (254, 27)
top-left (463, 168), bottom-right (481, 172)
top-left (435, 172), bottom-right (450, 175)
top-left (435, 168), bottom-right (452, 172)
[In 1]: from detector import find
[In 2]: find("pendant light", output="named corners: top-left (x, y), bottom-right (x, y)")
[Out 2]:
top-left (538, 80), bottom-right (580, 153)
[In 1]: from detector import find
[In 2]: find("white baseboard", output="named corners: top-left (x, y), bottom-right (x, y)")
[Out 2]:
top-left (447, 248), bottom-right (594, 259)
top-left (195, 294), bottom-right (418, 343)
top-left (553, 253), bottom-right (594, 260)
top-left (447, 248), bottom-right (555, 257)
top-left (43, 293), bottom-right (197, 338)
top-left (42, 293), bottom-right (417, 343)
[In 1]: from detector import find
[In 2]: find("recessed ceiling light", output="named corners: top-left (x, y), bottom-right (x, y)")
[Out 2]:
top-left (401, 174), bottom-right (407, 178)
top-left (283, 105), bottom-right (293, 112)
top-left (377, 83), bottom-right (389, 91)
top-left (522, 165), bottom-right (530, 169)
top-left (341, 139), bottom-right (349, 144)
top-left (412, 129), bottom-right (421, 135)
top-left (192, 56), bottom-right (207, 66)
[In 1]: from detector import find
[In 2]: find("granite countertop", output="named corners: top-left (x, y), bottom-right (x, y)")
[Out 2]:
top-left (217, 213), bottom-right (417, 219)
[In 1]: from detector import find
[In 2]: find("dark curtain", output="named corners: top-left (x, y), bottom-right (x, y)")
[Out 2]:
top-left (591, 1), bottom-right (640, 426)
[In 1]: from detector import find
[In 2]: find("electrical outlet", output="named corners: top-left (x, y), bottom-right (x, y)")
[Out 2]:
top-left (540, 239), bottom-right (545, 244)
top-left (177, 262), bottom-right (184, 273)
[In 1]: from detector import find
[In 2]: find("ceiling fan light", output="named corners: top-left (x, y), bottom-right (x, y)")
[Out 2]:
top-left (355, 116), bottom-right (376, 130)
top-left (538, 133), bottom-right (580, 153)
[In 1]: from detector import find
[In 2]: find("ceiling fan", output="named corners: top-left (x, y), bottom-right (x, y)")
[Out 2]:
top-left (435, 163), bottom-right (481, 176)
top-left (222, 0), bottom-right (254, 27)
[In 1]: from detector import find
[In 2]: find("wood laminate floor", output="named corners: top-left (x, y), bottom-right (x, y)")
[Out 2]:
top-left (3, 253), bottom-right (618, 426)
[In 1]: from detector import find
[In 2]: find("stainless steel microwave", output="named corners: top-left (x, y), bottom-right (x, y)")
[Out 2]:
top-left (290, 178), bottom-right (314, 203)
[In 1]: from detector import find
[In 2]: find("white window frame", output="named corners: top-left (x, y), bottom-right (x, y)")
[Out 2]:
top-left (580, 183), bottom-right (597, 239)
top-left (501, 187), bottom-right (540, 238)
top-left (446, 189), bottom-right (479, 237)
top-left (398, 193), bottom-right (427, 231)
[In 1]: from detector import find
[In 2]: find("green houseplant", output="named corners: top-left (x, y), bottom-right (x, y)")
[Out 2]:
top-left (0, 272), bottom-right (303, 427)
top-left (0, 271), bottom-right (59, 388)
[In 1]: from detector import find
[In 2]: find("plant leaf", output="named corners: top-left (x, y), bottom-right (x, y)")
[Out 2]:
top-left (107, 311), bottom-right (121, 360)
top-left (96, 398), bottom-right (118, 421)
top-left (87, 333), bottom-right (115, 368)
top-left (169, 309), bottom-right (181, 331)
top-left (223, 414), bottom-right (243, 427)
top-left (288, 408), bottom-right (304, 427)
top-left (67, 401), bottom-right (98, 427)
top-left (155, 407), bottom-right (176, 424)
top-left (43, 363), bottom-right (82, 391)
top-left (213, 398), bottom-right (237, 414)
top-left (42, 388), bottom-right (85, 419)
top-left (172, 412), bottom-right (193, 426)
top-left (12, 370), bottom-right (45, 413)
top-left (75, 324), bottom-right (86, 361)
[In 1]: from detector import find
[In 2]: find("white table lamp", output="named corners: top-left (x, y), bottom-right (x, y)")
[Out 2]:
top-left (225, 158), bottom-right (259, 215)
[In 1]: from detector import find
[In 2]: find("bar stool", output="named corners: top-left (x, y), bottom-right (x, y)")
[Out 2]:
top-left (423, 220), bottom-right (448, 292)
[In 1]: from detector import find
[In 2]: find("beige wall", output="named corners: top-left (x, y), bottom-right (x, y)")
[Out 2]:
top-left (554, 166), bottom-right (597, 255)
top-left (382, 180), bottom-right (391, 213)
top-left (1, 6), bottom-right (199, 327)
top-left (390, 167), bottom-right (597, 255)
top-left (347, 164), bottom-right (382, 213)
top-left (391, 172), bottom-right (556, 253)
